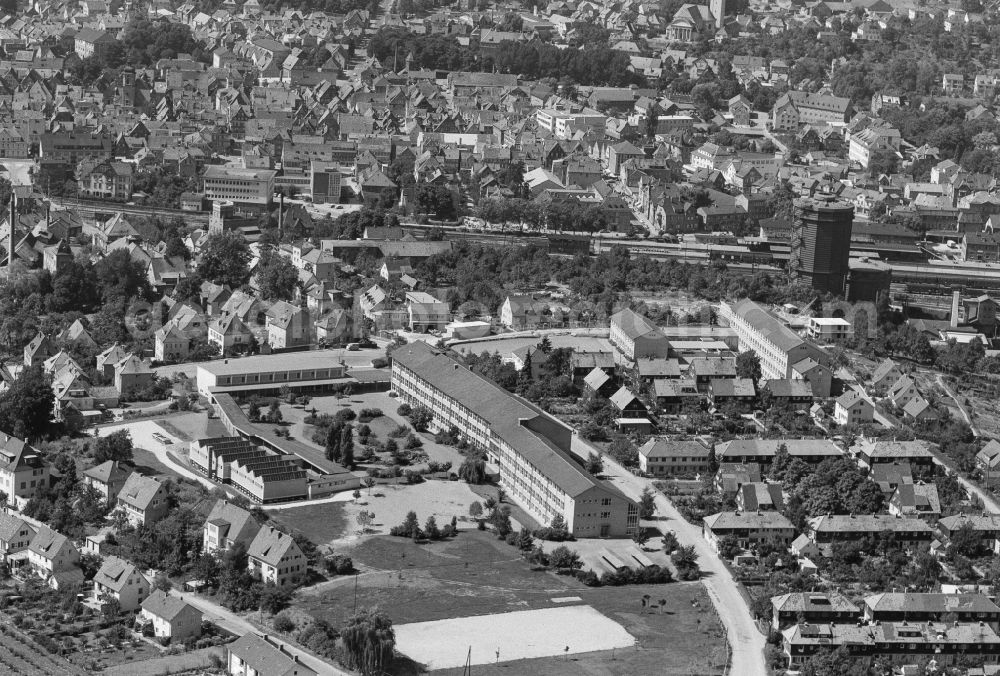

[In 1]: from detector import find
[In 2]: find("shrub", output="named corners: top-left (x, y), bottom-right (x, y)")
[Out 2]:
top-left (405, 433), bottom-right (423, 449)
top-left (334, 409), bottom-right (356, 423)
top-left (396, 403), bottom-right (412, 416)
top-left (358, 408), bottom-right (384, 423)
top-left (576, 570), bottom-right (600, 586)
top-left (273, 613), bottom-right (295, 633)
top-left (325, 554), bottom-right (354, 575)
top-left (388, 424), bottom-right (409, 439)
top-left (372, 357), bottom-right (389, 368)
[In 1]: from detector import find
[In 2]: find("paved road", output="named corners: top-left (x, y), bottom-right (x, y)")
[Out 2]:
top-left (168, 590), bottom-right (350, 676)
top-left (570, 436), bottom-right (765, 676)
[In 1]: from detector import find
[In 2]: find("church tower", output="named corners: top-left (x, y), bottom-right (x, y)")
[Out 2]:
top-left (118, 66), bottom-right (136, 108)
top-left (709, 0), bottom-right (726, 29)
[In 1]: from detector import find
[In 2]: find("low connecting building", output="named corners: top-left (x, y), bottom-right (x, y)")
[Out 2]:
top-left (391, 341), bottom-right (639, 538)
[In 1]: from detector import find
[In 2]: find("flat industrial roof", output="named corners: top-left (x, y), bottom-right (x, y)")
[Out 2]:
top-left (198, 352), bottom-right (347, 376)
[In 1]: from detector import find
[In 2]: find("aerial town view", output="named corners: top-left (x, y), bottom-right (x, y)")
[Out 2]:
top-left (0, 0), bottom-right (998, 674)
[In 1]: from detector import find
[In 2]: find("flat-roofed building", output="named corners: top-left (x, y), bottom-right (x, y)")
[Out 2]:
top-left (195, 352), bottom-right (349, 397)
top-left (310, 161), bottom-right (342, 204)
top-left (391, 341), bottom-right (638, 538)
top-left (202, 166), bottom-right (276, 207)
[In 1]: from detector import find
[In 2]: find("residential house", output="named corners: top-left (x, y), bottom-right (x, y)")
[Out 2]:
top-left (0, 513), bottom-right (35, 565)
top-left (637, 438), bottom-right (712, 477)
top-left (864, 593), bottom-right (1000, 630)
top-left (82, 460), bottom-right (131, 504)
top-left (887, 483), bottom-right (941, 521)
top-left (771, 592), bottom-right (860, 630)
top-left (977, 439), bottom-right (1000, 487)
top-left (208, 314), bottom-right (254, 356)
top-left (247, 526), bottom-right (306, 589)
top-left (834, 390), bottom-right (874, 425)
top-left (227, 633), bottom-right (318, 676)
top-left (735, 482), bottom-right (784, 512)
top-left (702, 511), bottom-right (796, 551)
top-left (27, 526), bottom-right (81, 589)
top-left (203, 499), bottom-right (261, 554)
top-left (139, 590), bottom-right (203, 641)
top-left (808, 514), bottom-right (934, 555)
top-left (92, 555), bottom-right (149, 612)
top-left (853, 439), bottom-right (935, 471)
top-left (0, 435), bottom-right (50, 509)
top-left (115, 474), bottom-right (169, 527)
top-left (715, 463), bottom-right (762, 496)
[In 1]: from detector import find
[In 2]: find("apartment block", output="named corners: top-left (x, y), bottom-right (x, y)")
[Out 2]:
top-left (720, 299), bottom-right (825, 380)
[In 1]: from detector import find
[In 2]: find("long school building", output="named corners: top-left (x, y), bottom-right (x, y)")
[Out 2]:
top-left (391, 342), bottom-right (638, 538)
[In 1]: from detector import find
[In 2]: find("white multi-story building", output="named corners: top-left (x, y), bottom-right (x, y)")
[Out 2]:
top-left (807, 317), bottom-right (853, 342)
top-left (202, 166), bottom-right (276, 207)
top-left (721, 299), bottom-right (825, 380)
top-left (391, 341), bottom-right (638, 538)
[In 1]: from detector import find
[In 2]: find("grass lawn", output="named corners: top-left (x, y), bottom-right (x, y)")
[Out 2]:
top-left (266, 502), bottom-right (349, 547)
top-left (296, 532), bottom-right (572, 628)
top-left (296, 532), bottom-right (727, 675)
top-left (131, 447), bottom-right (174, 478)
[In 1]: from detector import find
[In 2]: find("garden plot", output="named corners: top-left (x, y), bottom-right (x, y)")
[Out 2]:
top-left (394, 605), bottom-right (635, 670)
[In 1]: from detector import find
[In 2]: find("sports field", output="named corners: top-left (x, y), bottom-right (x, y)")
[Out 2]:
top-left (394, 605), bottom-right (636, 669)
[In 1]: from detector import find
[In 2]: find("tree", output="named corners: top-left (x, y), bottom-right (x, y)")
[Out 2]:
top-left (341, 609), bottom-right (395, 676)
top-left (633, 529), bottom-right (650, 548)
top-left (586, 452), bottom-right (604, 475)
top-left (356, 510), bottom-right (374, 533)
top-left (325, 422), bottom-right (343, 462)
top-left (716, 534), bottom-right (742, 559)
top-left (93, 250), bottom-right (151, 303)
top-left (340, 426), bottom-right (355, 469)
top-left (390, 511), bottom-right (421, 538)
top-left (735, 351), bottom-right (762, 382)
top-left (255, 248), bottom-right (299, 301)
top-left (671, 545), bottom-right (700, 580)
top-left (548, 545), bottom-right (582, 571)
top-left (424, 515), bottom-right (441, 540)
top-left (490, 505), bottom-right (513, 538)
top-left (199, 232), bottom-right (252, 288)
top-left (94, 430), bottom-right (134, 464)
top-left (458, 457), bottom-right (487, 484)
top-left (266, 400), bottom-right (282, 424)
top-left (259, 583), bottom-right (292, 615)
top-left (608, 437), bottom-right (639, 468)
top-left (662, 531), bottom-right (679, 553)
top-left (407, 405), bottom-right (433, 432)
top-left (638, 487), bottom-right (656, 518)
top-left (536, 335), bottom-right (553, 354)
top-left (0, 365), bottom-right (54, 440)
top-left (468, 501), bottom-right (483, 519)
top-left (415, 184), bottom-right (456, 220)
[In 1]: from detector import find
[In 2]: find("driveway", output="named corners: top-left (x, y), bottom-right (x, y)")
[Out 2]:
top-left (569, 436), bottom-right (766, 676)
top-left (167, 590), bottom-right (350, 676)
